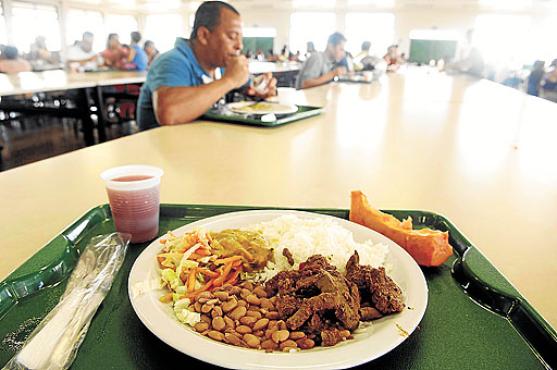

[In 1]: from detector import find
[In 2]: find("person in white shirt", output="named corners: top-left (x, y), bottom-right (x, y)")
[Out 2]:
top-left (66, 32), bottom-right (98, 71)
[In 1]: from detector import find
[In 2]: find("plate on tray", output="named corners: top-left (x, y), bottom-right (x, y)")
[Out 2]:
top-left (128, 210), bottom-right (428, 370)
top-left (226, 101), bottom-right (298, 115)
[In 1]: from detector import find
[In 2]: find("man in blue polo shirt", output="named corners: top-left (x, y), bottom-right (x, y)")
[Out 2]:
top-left (137, 1), bottom-right (276, 130)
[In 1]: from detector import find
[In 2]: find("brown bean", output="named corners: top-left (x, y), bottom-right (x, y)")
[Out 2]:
top-left (246, 294), bottom-right (261, 305)
top-left (272, 330), bottom-right (290, 343)
top-left (289, 331), bottom-right (305, 340)
top-left (260, 298), bottom-right (274, 310)
top-left (237, 300), bottom-right (248, 308)
top-left (243, 333), bottom-right (260, 348)
top-left (280, 340), bottom-right (298, 350)
top-left (206, 298), bottom-right (219, 305)
top-left (213, 291), bottom-right (229, 301)
top-left (224, 316), bottom-right (235, 330)
top-left (246, 310), bottom-right (262, 319)
top-left (261, 339), bottom-right (277, 350)
top-left (228, 306), bottom-right (247, 320)
top-left (340, 330), bottom-right (351, 338)
top-left (221, 283), bottom-right (233, 291)
top-left (240, 316), bottom-right (257, 326)
top-left (201, 303), bottom-right (213, 314)
top-left (211, 306), bottom-right (223, 318)
top-left (194, 322), bottom-right (209, 332)
top-left (236, 325), bottom-right (252, 334)
top-left (265, 311), bottom-right (280, 320)
top-left (198, 291), bottom-right (212, 299)
top-left (253, 286), bottom-right (268, 298)
top-left (212, 317), bottom-right (226, 332)
top-left (207, 331), bottom-right (224, 341)
top-left (230, 286), bottom-right (242, 295)
top-left (200, 314), bottom-right (211, 323)
top-left (270, 296), bottom-right (278, 304)
top-left (253, 318), bottom-right (270, 331)
top-left (297, 338), bottom-right (315, 349)
top-left (197, 297), bottom-right (209, 304)
top-left (267, 320), bottom-right (279, 331)
top-left (240, 288), bottom-right (251, 299)
top-left (240, 281), bottom-right (254, 290)
top-left (194, 301), bottom-right (202, 312)
top-left (253, 330), bottom-right (265, 337)
top-left (277, 320), bottom-right (287, 331)
top-left (222, 298), bottom-right (238, 313)
top-left (224, 332), bottom-right (242, 346)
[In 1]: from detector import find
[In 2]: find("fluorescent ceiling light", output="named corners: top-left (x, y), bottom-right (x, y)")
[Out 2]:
top-left (479, 0), bottom-right (532, 10)
top-left (347, 0), bottom-right (395, 7)
top-left (292, 0), bottom-right (336, 9)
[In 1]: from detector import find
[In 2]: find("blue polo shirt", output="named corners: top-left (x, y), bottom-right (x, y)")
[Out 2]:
top-left (137, 38), bottom-right (208, 130)
top-left (130, 43), bottom-right (148, 71)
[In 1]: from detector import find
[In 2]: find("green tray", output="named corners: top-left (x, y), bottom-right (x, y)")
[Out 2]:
top-left (0, 204), bottom-right (555, 369)
top-left (202, 105), bottom-right (323, 127)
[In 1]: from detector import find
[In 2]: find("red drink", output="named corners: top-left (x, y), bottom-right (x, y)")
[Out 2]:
top-left (101, 166), bottom-right (164, 243)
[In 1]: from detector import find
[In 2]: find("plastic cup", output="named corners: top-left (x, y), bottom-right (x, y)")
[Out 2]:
top-left (100, 165), bottom-right (164, 243)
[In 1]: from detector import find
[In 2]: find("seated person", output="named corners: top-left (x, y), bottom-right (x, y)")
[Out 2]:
top-left (136, 1), bottom-right (276, 130)
top-left (28, 36), bottom-right (60, 68)
top-left (295, 32), bottom-right (348, 89)
top-left (383, 44), bottom-right (403, 72)
top-left (541, 60), bottom-right (557, 103)
top-left (124, 31), bottom-right (149, 71)
top-left (0, 46), bottom-right (32, 74)
top-left (66, 32), bottom-right (98, 71)
top-left (143, 40), bottom-right (160, 67)
top-left (101, 33), bottom-right (126, 69)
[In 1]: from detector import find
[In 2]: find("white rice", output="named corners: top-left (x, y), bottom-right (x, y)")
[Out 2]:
top-left (243, 215), bottom-right (389, 281)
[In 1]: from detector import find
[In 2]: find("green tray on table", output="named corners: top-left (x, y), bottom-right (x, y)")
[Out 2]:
top-left (0, 204), bottom-right (555, 370)
top-left (202, 105), bottom-right (323, 127)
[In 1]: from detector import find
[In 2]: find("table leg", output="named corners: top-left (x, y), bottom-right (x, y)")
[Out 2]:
top-left (94, 86), bottom-right (107, 143)
top-left (76, 88), bottom-right (95, 146)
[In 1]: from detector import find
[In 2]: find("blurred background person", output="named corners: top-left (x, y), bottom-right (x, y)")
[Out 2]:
top-left (66, 31), bottom-right (98, 71)
top-left (526, 60), bottom-right (545, 97)
top-left (296, 32), bottom-right (347, 89)
top-left (144, 40), bottom-right (160, 67)
top-left (127, 31), bottom-right (148, 71)
top-left (541, 59), bottom-right (557, 103)
top-left (0, 46), bottom-right (32, 73)
top-left (101, 33), bottom-right (125, 69)
top-left (384, 44), bottom-right (403, 72)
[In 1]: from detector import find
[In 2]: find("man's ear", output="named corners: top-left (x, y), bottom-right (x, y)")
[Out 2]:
top-left (197, 27), bottom-right (210, 46)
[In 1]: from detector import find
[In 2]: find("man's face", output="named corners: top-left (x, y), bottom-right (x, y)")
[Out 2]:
top-left (204, 8), bottom-right (243, 67)
top-left (330, 42), bottom-right (346, 63)
top-left (82, 36), bottom-right (93, 52)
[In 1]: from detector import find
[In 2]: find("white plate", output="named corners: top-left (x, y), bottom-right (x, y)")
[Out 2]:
top-left (128, 210), bottom-right (428, 370)
top-left (226, 101), bottom-right (298, 115)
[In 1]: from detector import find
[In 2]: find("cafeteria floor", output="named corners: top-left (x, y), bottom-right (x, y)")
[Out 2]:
top-left (0, 115), bottom-right (137, 171)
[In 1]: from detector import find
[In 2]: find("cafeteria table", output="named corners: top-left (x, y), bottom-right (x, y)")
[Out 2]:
top-left (0, 70), bottom-right (146, 145)
top-left (0, 68), bottom-right (555, 367)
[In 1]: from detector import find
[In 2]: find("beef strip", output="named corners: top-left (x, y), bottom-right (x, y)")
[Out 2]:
top-left (345, 251), bottom-right (405, 316)
top-left (282, 248), bottom-right (295, 266)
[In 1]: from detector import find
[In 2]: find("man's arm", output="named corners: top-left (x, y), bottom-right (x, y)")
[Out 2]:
top-left (153, 54), bottom-right (249, 125)
top-left (301, 67), bottom-right (346, 89)
top-left (153, 78), bottom-right (235, 125)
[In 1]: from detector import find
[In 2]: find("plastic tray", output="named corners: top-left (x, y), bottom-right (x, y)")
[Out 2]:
top-left (202, 105), bottom-right (323, 127)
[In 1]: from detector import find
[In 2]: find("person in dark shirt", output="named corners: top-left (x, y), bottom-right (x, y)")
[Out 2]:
top-left (527, 60), bottom-right (545, 97)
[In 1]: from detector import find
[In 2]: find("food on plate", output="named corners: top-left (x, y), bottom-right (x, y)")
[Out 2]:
top-left (349, 190), bottom-right (453, 267)
top-left (156, 215), bottom-right (404, 352)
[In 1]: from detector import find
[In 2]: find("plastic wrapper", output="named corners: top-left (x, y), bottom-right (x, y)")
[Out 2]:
top-left (2, 233), bottom-right (129, 370)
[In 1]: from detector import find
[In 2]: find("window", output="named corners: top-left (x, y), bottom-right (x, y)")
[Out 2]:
top-left (105, 14), bottom-right (139, 45)
top-left (66, 9), bottom-right (105, 52)
top-left (289, 12), bottom-right (336, 54)
top-left (0, 3), bottom-right (7, 44)
top-left (11, 2), bottom-right (61, 52)
top-left (144, 14), bottom-right (184, 52)
top-left (345, 12), bottom-right (395, 56)
top-left (474, 14), bottom-right (531, 67)
top-left (527, 15), bottom-right (557, 64)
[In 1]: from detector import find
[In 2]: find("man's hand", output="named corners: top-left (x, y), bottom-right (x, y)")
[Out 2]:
top-left (334, 66), bottom-right (347, 77)
top-left (224, 55), bottom-right (249, 89)
top-left (246, 72), bottom-right (278, 99)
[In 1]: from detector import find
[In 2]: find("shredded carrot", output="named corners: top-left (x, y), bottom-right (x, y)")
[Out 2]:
top-left (232, 259), bottom-right (243, 268)
top-left (187, 268), bottom-right (197, 292)
top-left (225, 267), bottom-right (242, 285)
top-left (159, 293), bottom-right (172, 303)
top-left (238, 247), bottom-right (254, 261)
top-left (198, 268), bottom-right (219, 278)
top-left (214, 255), bottom-right (243, 265)
top-left (214, 261), bottom-right (234, 287)
top-left (160, 239), bottom-right (167, 244)
top-left (196, 248), bottom-right (211, 257)
top-left (180, 271), bottom-right (188, 284)
top-left (187, 279), bottom-right (214, 299)
top-left (189, 253), bottom-right (205, 260)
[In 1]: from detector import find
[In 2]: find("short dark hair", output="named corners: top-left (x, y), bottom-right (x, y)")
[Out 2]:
top-left (327, 32), bottom-right (346, 47)
top-left (131, 31), bottom-right (142, 43)
top-left (3, 46), bottom-right (19, 60)
top-left (361, 41), bottom-right (371, 51)
top-left (83, 31), bottom-right (94, 40)
top-left (190, 1), bottom-right (240, 40)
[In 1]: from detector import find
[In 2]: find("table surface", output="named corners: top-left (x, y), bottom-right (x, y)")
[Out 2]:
top-left (0, 67), bottom-right (555, 330)
top-left (0, 70), bottom-right (147, 96)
